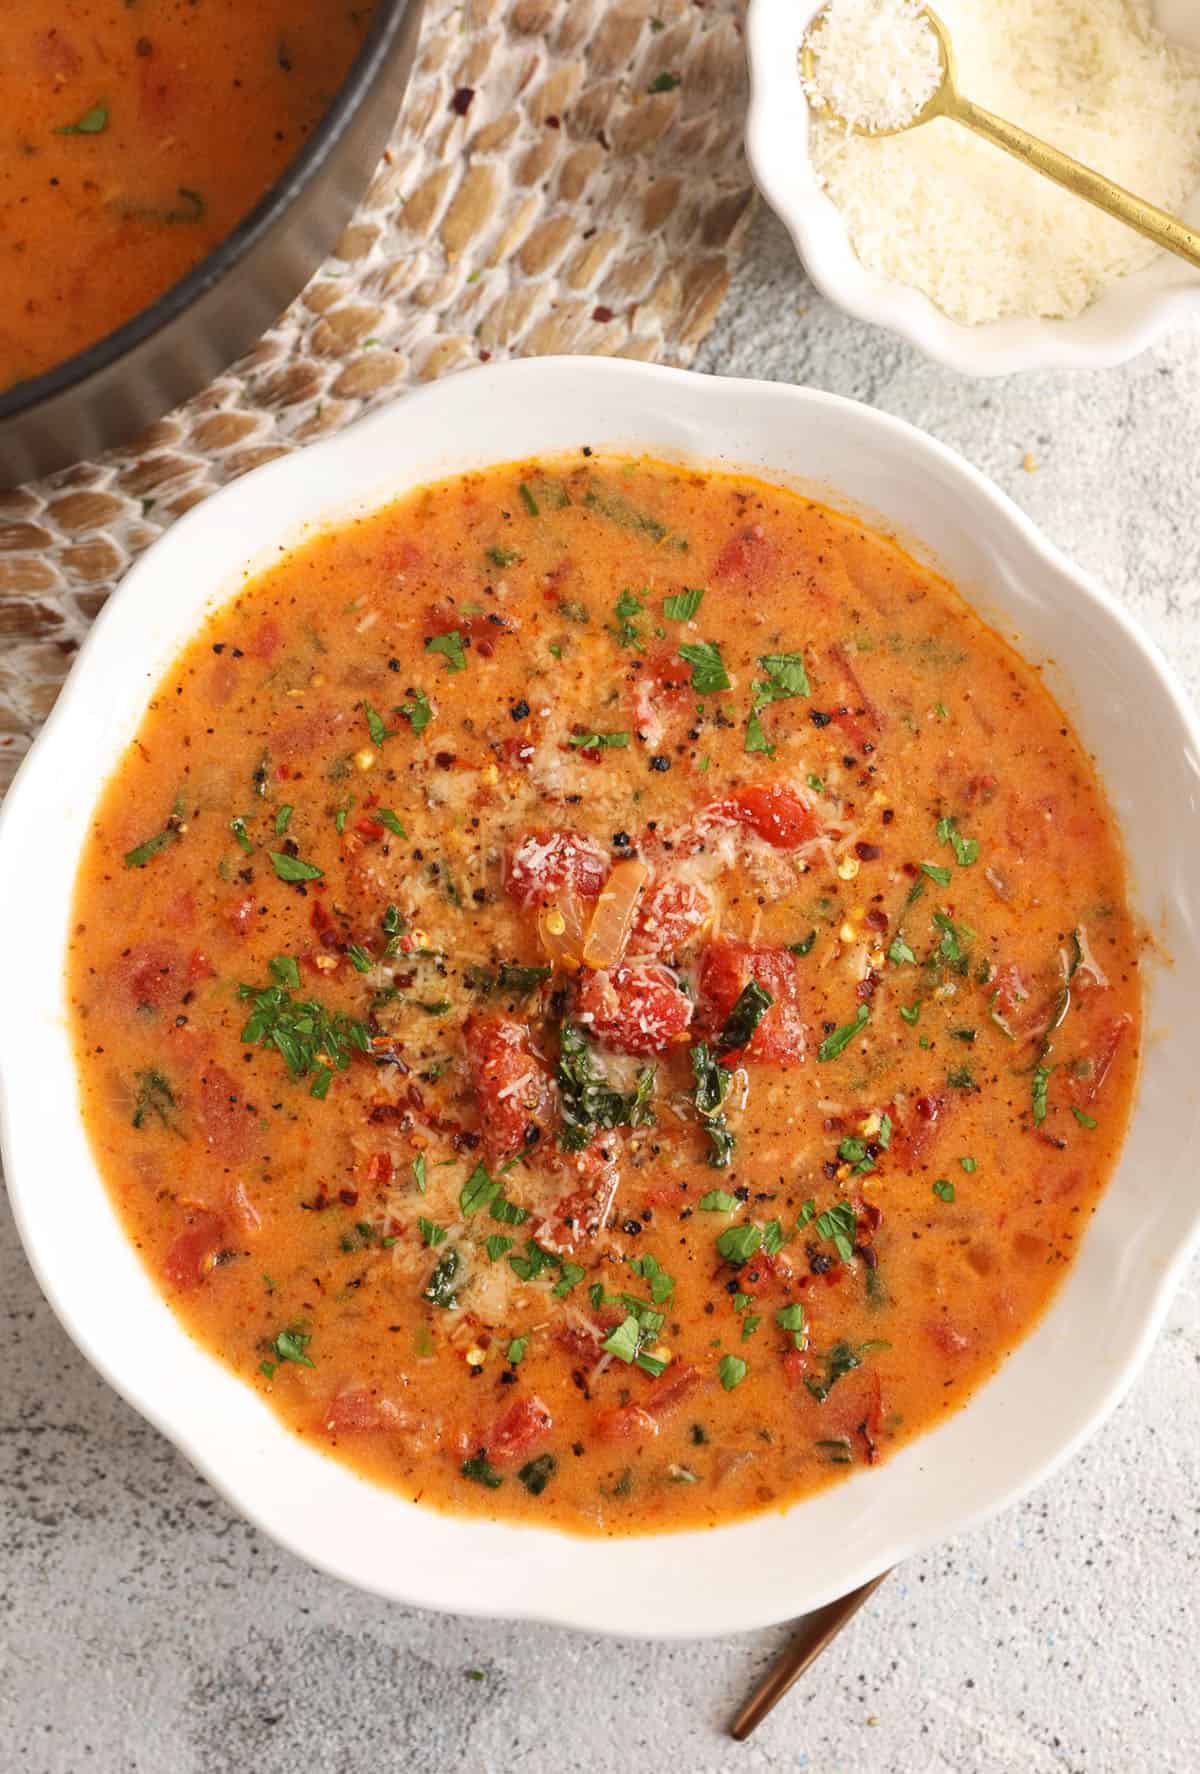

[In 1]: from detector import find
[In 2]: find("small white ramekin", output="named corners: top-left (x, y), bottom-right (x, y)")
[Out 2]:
top-left (745, 0), bottom-right (1200, 375)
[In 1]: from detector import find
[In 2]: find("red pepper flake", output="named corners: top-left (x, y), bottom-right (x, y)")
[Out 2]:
top-left (339, 1188), bottom-right (359, 1207)
top-left (592, 305), bottom-right (614, 323)
top-left (545, 113), bottom-right (561, 129)
top-left (450, 86), bottom-right (474, 116)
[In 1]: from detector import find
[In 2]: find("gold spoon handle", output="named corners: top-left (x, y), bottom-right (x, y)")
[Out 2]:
top-left (729, 1569), bottom-right (892, 1740)
top-left (946, 92), bottom-right (1200, 271)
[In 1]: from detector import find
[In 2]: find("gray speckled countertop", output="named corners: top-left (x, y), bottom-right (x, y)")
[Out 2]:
top-left (4, 210), bottom-right (1199, 1773)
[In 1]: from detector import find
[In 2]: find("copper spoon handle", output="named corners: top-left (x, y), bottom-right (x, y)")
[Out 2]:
top-left (729, 1569), bottom-right (892, 1741)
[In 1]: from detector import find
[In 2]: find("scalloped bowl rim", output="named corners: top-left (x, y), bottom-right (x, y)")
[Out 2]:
top-left (1, 357), bottom-right (1198, 1637)
top-left (744, 0), bottom-right (1200, 376)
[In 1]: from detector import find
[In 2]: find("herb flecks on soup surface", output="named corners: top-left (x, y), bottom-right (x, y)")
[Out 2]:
top-left (68, 458), bottom-right (1140, 1535)
top-left (0, 3), bottom-right (374, 389)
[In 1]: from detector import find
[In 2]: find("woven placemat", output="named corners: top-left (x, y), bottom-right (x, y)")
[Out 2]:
top-left (0, 0), bottom-right (754, 801)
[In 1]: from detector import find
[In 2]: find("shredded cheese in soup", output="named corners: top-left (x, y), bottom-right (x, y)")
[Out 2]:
top-left (68, 458), bottom-right (1140, 1535)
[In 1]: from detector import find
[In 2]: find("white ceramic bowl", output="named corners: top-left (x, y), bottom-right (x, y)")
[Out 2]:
top-left (745, 0), bottom-right (1200, 375)
top-left (2, 358), bottom-right (1199, 1636)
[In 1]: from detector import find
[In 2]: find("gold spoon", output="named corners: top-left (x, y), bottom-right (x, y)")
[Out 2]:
top-left (802, 3), bottom-right (1200, 271)
top-left (729, 1569), bottom-right (892, 1740)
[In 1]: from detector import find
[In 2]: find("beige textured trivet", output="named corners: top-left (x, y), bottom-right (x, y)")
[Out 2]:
top-left (0, 0), bottom-right (754, 801)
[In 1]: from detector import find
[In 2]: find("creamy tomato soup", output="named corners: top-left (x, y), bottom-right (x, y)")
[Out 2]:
top-left (0, 2), bottom-right (373, 389)
top-left (68, 458), bottom-right (1140, 1535)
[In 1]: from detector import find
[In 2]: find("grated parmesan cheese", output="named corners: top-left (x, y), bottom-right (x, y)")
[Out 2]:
top-left (803, 0), bottom-right (942, 132)
top-left (806, 0), bottom-right (1200, 323)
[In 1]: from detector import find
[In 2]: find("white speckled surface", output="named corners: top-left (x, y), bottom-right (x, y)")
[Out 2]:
top-left (3, 211), bottom-right (1199, 1772)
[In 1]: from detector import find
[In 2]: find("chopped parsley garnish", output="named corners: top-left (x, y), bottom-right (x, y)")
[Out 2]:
top-left (272, 1326), bottom-right (314, 1369)
top-left (487, 545), bottom-right (522, 567)
top-left (556, 1022), bottom-right (654, 1150)
top-left (931, 911), bottom-right (973, 971)
top-left (609, 588), bottom-right (645, 650)
top-left (838, 1136), bottom-right (873, 1174)
top-left (716, 979), bottom-right (774, 1054)
top-left (648, 70), bottom-right (680, 92)
top-left (932, 1178), bottom-right (955, 1202)
top-left (424, 1249), bottom-right (462, 1308)
top-left (124, 805), bottom-right (182, 869)
top-left (718, 1354), bottom-right (747, 1391)
top-left (776, 1302), bottom-right (807, 1349)
top-left (602, 1311), bottom-right (667, 1375)
top-left (716, 1223), bottom-right (762, 1266)
top-left (461, 1451), bottom-right (503, 1488)
top-left (506, 1336), bottom-right (528, 1365)
top-left (947, 1066), bottom-right (976, 1090)
top-left (919, 862), bottom-right (953, 887)
top-left (490, 1195), bottom-right (530, 1225)
top-left (362, 699), bottom-right (395, 746)
top-left (268, 954), bottom-right (301, 990)
top-left (496, 962), bottom-right (552, 994)
top-left (568, 730), bottom-right (630, 749)
top-left (888, 936), bottom-right (917, 966)
top-left (663, 587), bottom-right (705, 620)
top-left (413, 1154), bottom-right (427, 1193)
top-left (229, 815), bottom-right (253, 855)
top-left (376, 808), bottom-right (406, 838)
top-left (817, 1004), bottom-right (869, 1062)
top-left (398, 686), bottom-right (433, 733)
top-left (698, 1189), bottom-right (737, 1212)
top-left (460, 1163), bottom-right (502, 1216)
top-left (789, 931), bottom-right (817, 957)
top-left (56, 100), bottom-right (109, 135)
top-left (1032, 1063), bottom-right (1053, 1125)
top-left (960, 1155), bottom-right (977, 1172)
top-left (518, 481), bottom-right (540, 516)
top-left (518, 1453), bottom-right (556, 1495)
top-left (426, 631), bottom-right (467, 672)
top-left (268, 850), bottom-right (323, 883)
top-left (1072, 1106), bottom-right (1098, 1130)
top-left (131, 1069), bottom-right (175, 1131)
top-left (937, 814), bottom-right (979, 867)
top-left (815, 1200), bottom-right (857, 1262)
top-left (689, 1042), bottom-right (735, 1168)
top-left (345, 944), bottom-right (372, 973)
top-left (804, 1339), bottom-right (885, 1404)
top-left (628, 1251), bottom-right (675, 1305)
top-left (677, 639), bottom-right (730, 694)
top-left (275, 804), bottom-right (293, 835)
top-left (237, 979), bottom-right (369, 1093)
top-left (745, 650), bottom-right (810, 754)
top-left (418, 1217), bottom-right (448, 1247)
top-left (899, 1002), bottom-right (921, 1025)
top-left (484, 1234), bottom-right (513, 1261)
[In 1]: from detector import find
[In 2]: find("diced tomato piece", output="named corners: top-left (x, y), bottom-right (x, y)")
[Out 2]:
top-left (223, 892), bottom-right (258, 938)
top-left (500, 735), bottom-right (536, 769)
top-left (504, 828), bottom-right (609, 910)
top-left (382, 536), bottom-right (423, 575)
top-left (427, 602), bottom-right (515, 659)
top-left (187, 949), bottom-right (215, 984)
top-left (576, 962), bottom-right (692, 1056)
top-left (1005, 792), bottom-right (1057, 859)
top-left (116, 941), bottom-right (186, 1011)
top-left (697, 939), bottom-right (807, 1066)
top-left (249, 618), bottom-right (283, 661)
top-left (743, 1247), bottom-right (799, 1295)
top-left (782, 1346), bottom-right (811, 1390)
top-left (629, 875), bottom-right (711, 956)
top-left (486, 1394), bottom-right (553, 1464)
top-left (594, 1403), bottom-right (659, 1443)
top-left (196, 1063), bottom-right (254, 1163)
top-left (715, 524), bottom-right (775, 584)
top-left (463, 1014), bottom-right (554, 1165)
top-left (539, 1138), bottom-right (621, 1252)
top-left (645, 1362), bottom-right (700, 1421)
top-left (365, 1152), bottom-right (393, 1187)
top-left (926, 1316), bottom-right (971, 1357)
top-left (1069, 1013), bottom-right (1132, 1107)
top-left (163, 1211), bottom-right (225, 1290)
top-left (886, 1093), bottom-right (948, 1170)
top-left (272, 705), bottom-right (346, 761)
top-left (989, 962), bottom-right (1030, 1023)
top-left (826, 642), bottom-right (882, 736)
top-left (706, 783), bottom-right (817, 849)
top-left (824, 1370), bottom-right (886, 1463)
top-left (324, 1389), bottom-right (400, 1435)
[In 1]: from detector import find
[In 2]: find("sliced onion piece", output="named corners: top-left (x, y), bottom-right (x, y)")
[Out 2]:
top-left (537, 891), bottom-right (589, 972)
top-left (581, 859), bottom-right (649, 971)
